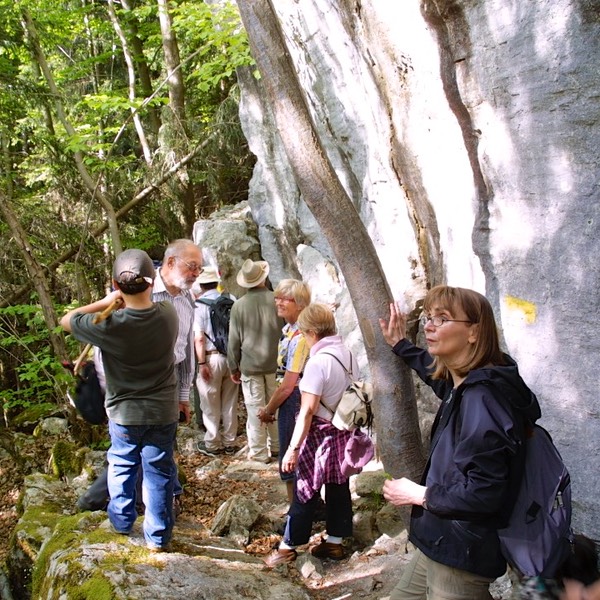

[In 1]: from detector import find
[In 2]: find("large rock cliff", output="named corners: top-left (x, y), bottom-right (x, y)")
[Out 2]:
top-left (198, 0), bottom-right (599, 537)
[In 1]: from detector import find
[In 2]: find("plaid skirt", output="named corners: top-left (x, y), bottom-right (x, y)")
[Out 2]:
top-left (295, 416), bottom-right (353, 504)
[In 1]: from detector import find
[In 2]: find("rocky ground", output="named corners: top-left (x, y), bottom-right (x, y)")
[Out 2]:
top-left (0, 420), bottom-right (512, 600)
top-left (0, 420), bottom-right (416, 599)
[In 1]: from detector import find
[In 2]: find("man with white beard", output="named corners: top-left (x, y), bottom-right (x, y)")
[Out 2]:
top-left (151, 239), bottom-right (203, 425)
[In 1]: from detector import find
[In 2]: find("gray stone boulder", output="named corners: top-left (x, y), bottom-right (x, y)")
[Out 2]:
top-left (210, 494), bottom-right (262, 546)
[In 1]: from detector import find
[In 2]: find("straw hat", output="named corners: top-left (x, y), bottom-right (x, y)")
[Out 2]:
top-left (236, 259), bottom-right (269, 288)
top-left (196, 266), bottom-right (220, 285)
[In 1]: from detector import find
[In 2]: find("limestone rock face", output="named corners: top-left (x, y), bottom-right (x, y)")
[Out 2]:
top-left (219, 0), bottom-right (599, 537)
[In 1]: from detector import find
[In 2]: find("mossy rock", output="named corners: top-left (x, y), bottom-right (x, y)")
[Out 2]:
top-left (12, 404), bottom-right (59, 429)
top-left (49, 440), bottom-right (87, 479)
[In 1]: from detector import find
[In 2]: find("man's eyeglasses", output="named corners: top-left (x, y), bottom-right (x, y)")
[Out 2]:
top-left (175, 257), bottom-right (203, 274)
top-left (420, 315), bottom-right (472, 328)
top-left (274, 297), bottom-right (295, 303)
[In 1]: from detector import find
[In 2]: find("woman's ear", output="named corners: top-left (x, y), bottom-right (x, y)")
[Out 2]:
top-left (468, 323), bottom-right (479, 344)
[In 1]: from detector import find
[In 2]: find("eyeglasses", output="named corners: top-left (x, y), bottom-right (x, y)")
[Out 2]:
top-left (175, 257), bottom-right (203, 274)
top-left (274, 297), bottom-right (295, 303)
top-left (420, 315), bottom-right (472, 328)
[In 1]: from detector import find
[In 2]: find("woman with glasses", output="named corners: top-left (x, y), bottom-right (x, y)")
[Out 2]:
top-left (379, 285), bottom-right (541, 600)
top-left (258, 279), bottom-right (311, 505)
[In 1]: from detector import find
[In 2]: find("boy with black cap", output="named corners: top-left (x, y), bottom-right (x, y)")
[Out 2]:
top-left (60, 249), bottom-right (178, 552)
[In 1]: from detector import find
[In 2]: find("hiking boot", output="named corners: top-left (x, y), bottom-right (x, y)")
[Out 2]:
top-left (263, 548), bottom-right (297, 568)
top-left (224, 446), bottom-right (237, 455)
top-left (147, 543), bottom-right (172, 553)
top-left (310, 540), bottom-right (346, 560)
top-left (107, 522), bottom-right (131, 536)
top-left (196, 441), bottom-right (222, 457)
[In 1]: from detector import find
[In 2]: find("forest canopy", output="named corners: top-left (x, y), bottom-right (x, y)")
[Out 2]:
top-left (0, 0), bottom-right (255, 416)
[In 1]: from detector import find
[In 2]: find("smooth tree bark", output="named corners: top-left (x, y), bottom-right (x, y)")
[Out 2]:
top-left (121, 0), bottom-right (161, 137)
top-left (236, 0), bottom-right (426, 479)
top-left (156, 0), bottom-right (196, 236)
top-left (157, 0), bottom-right (187, 130)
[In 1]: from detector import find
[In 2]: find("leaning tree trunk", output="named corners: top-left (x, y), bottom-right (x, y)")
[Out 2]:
top-left (0, 193), bottom-right (68, 362)
top-left (21, 9), bottom-right (123, 256)
top-left (236, 0), bottom-right (426, 480)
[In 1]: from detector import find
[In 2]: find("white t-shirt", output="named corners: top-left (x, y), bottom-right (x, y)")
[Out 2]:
top-left (299, 335), bottom-right (359, 420)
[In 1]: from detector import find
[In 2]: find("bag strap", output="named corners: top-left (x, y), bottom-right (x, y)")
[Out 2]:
top-left (320, 351), bottom-right (354, 379)
top-left (317, 351), bottom-right (355, 417)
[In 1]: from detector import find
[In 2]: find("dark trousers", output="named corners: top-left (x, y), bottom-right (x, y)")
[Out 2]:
top-left (77, 466), bottom-right (109, 511)
top-left (77, 466), bottom-right (145, 512)
top-left (284, 480), bottom-right (352, 546)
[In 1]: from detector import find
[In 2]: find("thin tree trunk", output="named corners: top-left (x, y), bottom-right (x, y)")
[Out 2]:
top-left (156, 0), bottom-right (196, 233)
top-left (0, 193), bottom-right (68, 362)
top-left (1, 139), bottom-right (209, 308)
top-left (107, 0), bottom-right (153, 164)
top-left (236, 0), bottom-right (425, 479)
top-left (157, 0), bottom-right (186, 132)
top-left (121, 0), bottom-right (161, 137)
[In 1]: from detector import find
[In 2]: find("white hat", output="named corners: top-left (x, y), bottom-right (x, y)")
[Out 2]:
top-left (236, 259), bottom-right (269, 288)
top-left (196, 266), bottom-right (220, 285)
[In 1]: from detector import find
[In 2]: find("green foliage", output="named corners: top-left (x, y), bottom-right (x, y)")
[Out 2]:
top-left (0, 303), bottom-right (75, 415)
top-left (0, 0), bottom-right (257, 407)
top-left (173, 1), bottom-right (254, 102)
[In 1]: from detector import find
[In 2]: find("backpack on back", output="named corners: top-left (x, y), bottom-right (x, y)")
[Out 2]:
top-left (197, 293), bottom-right (234, 355)
top-left (65, 361), bottom-right (107, 425)
top-left (498, 422), bottom-right (573, 578)
top-left (320, 352), bottom-right (374, 432)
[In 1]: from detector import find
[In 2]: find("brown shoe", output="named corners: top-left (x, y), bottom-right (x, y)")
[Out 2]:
top-left (310, 540), bottom-right (346, 560)
top-left (263, 548), bottom-right (297, 568)
top-left (147, 543), bottom-right (172, 553)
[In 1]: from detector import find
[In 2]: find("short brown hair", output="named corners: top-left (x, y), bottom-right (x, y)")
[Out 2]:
top-left (297, 303), bottom-right (337, 339)
top-left (423, 285), bottom-right (506, 379)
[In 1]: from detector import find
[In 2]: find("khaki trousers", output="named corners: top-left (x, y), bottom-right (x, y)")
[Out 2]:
top-left (196, 353), bottom-right (239, 451)
top-left (241, 373), bottom-right (279, 462)
top-left (390, 549), bottom-right (494, 600)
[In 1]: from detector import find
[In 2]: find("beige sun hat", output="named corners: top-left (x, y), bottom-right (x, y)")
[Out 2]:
top-left (196, 266), bottom-right (220, 285)
top-left (236, 259), bottom-right (269, 288)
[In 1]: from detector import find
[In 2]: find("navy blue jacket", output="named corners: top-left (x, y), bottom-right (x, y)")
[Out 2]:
top-left (393, 338), bottom-right (541, 578)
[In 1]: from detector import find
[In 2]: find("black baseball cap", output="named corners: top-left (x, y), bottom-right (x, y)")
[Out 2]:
top-left (112, 249), bottom-right (155, 286)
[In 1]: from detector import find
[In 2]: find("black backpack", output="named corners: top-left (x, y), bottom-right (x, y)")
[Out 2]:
top-left (498, 422), bottom-right (573, 577)
top-left (197, 293), bottom-right (234, 355)
top-left (66, 361), bottom-right (107, 425)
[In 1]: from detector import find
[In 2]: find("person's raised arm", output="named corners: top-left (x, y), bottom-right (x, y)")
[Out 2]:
top-left (60, 290), bottom-right (123, 332)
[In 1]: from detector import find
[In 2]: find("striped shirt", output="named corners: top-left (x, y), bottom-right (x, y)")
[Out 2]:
top-left (152, 268), bottom-right (195, 402)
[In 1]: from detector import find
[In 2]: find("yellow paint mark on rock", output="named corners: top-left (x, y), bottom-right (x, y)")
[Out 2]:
top-left (504, 296), bottom-right (537, 324)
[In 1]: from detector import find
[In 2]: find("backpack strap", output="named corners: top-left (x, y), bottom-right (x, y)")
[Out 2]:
top-left (196, 297), bottom-right (215, 307)
top-left (196, 296), bottom-right (217, 345)
top-left (317, 351), bottom-right (355, 417)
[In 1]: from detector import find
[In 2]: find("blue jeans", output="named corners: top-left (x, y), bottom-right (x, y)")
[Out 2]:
top-left (278, 387), bottom-right (301, 482)
top-left (107, 420), bottom-right (177, 548)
